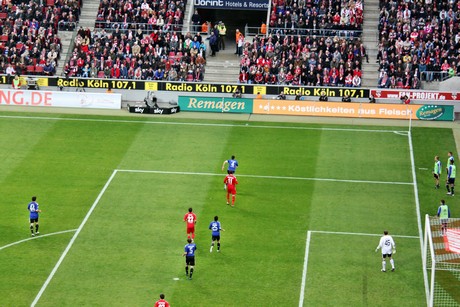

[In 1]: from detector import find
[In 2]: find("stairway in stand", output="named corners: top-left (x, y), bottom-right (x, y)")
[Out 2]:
top-left (361, 0), bottom-right (380, 88)
top-left (56, 0), bottom-right (100, 75)
top-left (203, 40), bottom-right (240, 84)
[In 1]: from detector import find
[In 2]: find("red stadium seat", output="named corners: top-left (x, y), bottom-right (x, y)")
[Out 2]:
top-left (46, 0), bottom-right (54, 6)
top-left (35, 66), bottom-right (44, 75)
top-left (97, 71), bottom-right (105, 78)
top-left (26, 65), bottom-right (35, 73)
top-left (0, 35), bottom-right (7, 42)
top-left (0, 12), bottom-right (7, 20)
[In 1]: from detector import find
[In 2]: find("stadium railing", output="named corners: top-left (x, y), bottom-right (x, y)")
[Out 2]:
top-left (244, 25), bottom-right (362, 38)
top-left (93, 21), bottom-right (186, 35)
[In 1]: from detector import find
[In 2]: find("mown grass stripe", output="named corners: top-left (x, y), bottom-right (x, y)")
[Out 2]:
top-left (117, 169), bottom-right (414, 185)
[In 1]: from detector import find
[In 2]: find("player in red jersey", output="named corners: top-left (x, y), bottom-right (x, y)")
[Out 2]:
top-left (184, 207), bottom-right (197, 239)
top-left (224, 172), bottom-right (238, 207)
top-left (154, 293), bottom-right (170, 307)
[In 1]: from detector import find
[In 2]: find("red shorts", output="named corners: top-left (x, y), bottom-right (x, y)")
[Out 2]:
top-left (187, 226), bottom-right (195, 233)
top-left (227, 185), bottom-right (237, 194)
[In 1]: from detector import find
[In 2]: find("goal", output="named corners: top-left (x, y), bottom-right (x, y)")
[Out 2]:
top-left (423, 214), bottom-right (460, 306)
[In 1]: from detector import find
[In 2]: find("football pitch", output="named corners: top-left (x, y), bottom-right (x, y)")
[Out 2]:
top-left (0, 111), bottom-right (458, 306)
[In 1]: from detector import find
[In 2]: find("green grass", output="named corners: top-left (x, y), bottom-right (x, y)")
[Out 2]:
top-left (0, 112), bottom-right (457, 306)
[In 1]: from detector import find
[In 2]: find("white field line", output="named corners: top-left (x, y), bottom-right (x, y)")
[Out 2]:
top-left (299, 231), bottom-right (312, 307)
top-left (117, 169), bottom-right (414, 186)
top-left (299, 230), bottom-right (419, 307)
top-left (31, 170), bottom-right (118, 307)
top-left (0, 115), bottom-right (407, 133)
top-left (0, 229), bottom-right (77, 251)
top-left (407, 130), bottom-right (430, 304)
top-left (310, 230), bottom-right (419, 238)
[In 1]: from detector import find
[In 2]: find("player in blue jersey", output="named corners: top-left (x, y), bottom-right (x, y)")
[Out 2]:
top-left (222, 155), bottom-right (238, 189)
top-left (28, 196), bottom-right (41, 237)
top-left (222, 155), bottom-right (238, 174)
top-left (209, 216), bottom-right (225, 253)
top-left (183, 238), bottom-right (197, 280)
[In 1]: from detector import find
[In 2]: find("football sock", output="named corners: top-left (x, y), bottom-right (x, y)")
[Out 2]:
top-left (190, 268), bottom-right (194, 278)
top-left (192, 233), bottom-right (195, 239)
top-left (452, 187), bottom-right (455, 195)
top-left (446, 184), bottom-right (450, 192)
top-left (185, 266), bottom-right (189, 275)
top-left (382, 260), bottom-right (386, 271)
top-left (30, 225), bottom-right (34, 234)
top-left (36, 224), bottom-right (39, 232)
top-left (390, 259), bottom-right (395, 269)
top-left (232, 195), bottom-right (235, 204)
top-left (217, 243), bottom-right (220, 251)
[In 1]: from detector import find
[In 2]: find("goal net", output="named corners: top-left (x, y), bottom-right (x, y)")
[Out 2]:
top-left (423, 214), bottom-right (460, 306)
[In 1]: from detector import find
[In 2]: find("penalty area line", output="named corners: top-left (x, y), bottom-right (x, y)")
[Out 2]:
top-left (299, 230), bottom-right (418, 306)
top-left (117, 169), bottom-right (413, 186)
top-left (31, 170), bottom-right (118, 307)
top-left (299, 230), bottom-right (312, 307)
top-left (310, 230), bottom-right (419, 239)
top-left (0, 229), bottom-right (77, 252)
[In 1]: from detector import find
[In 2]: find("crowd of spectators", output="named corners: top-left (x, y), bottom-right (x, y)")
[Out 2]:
top-left (0, 0), bottom-right (81, 76)
top-left (377, 0), bottom-right (460, 89)
top-left (95, 0), bottom-right (186, 33)
top-left (268, 0), bottom-right (364, 36)
top-left (238, 33), bottom-right (366, 87)
top-left (238, 0), bottom-right (366, 86)
top-left (65, 27), bottom-right (206, 81)
top-left (62, 0), bottom-right (205, 81)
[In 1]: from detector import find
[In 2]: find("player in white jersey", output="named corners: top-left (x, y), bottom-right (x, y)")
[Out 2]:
top-left (375, 230), bottom-right (396, 272)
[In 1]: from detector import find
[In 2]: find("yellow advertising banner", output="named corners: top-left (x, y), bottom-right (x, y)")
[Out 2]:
top-left (252, 100), bottom-right (424, 120)
top-left (144, 82), bottom-right (158, 91)
top-left (252, 85), bottom-right (266, 95)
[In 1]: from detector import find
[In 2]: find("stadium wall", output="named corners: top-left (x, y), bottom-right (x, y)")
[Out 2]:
top-left (0, 76), bottom-right (459, 115)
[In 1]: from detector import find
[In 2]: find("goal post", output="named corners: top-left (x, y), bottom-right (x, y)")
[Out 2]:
top-left (423, 214), bottom-right (460, 307)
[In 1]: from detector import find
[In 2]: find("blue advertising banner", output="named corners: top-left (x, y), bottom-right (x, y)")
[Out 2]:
top-left (193, 0), bottom-right (269, 10)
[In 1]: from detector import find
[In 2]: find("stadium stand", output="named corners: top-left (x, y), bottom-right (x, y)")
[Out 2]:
top-left (0, 0), bottom-right (81, 76)
top-left (238, 0), bottom-right (365, 86)
top-left (64, 0), bottom-right (205, 81)
top-left (268, 0), bottom-right (364, 35)
top-left (377, 0), bottom-right (460, 89)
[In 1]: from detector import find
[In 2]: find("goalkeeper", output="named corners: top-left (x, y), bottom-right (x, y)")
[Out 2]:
top-left (375, 230), bottom-right (396, 272)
